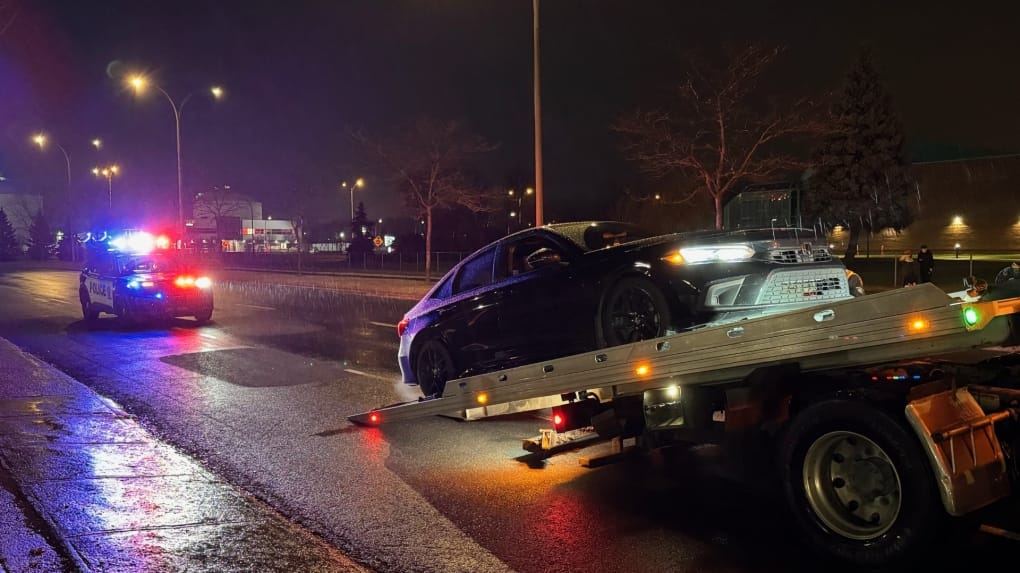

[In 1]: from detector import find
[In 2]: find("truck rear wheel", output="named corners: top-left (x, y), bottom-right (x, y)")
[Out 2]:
top-left (778, 399), bottom-right (944, 568)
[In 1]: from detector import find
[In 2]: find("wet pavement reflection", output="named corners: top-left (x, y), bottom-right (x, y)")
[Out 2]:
top-left (0, 338), bottom-right (370, 572)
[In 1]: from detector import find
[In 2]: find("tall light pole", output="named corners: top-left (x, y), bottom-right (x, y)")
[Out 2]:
top-left (92, 165), bottom-right (119, 210)
top-left (128, 75), bottom-right (223, 235)
top-left (32, 133), bottom-right (71, 193)
top-left (533, 0), bottom-right (544, 226)
top-left (342, 178), bottom-right (365, 221)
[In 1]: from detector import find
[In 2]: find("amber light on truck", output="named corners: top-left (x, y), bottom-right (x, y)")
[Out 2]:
top-left (397, 317), bottom-right (409, 337)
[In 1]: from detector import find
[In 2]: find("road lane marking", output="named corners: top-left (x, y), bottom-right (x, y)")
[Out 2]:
top-left (343, 368), bottom-right (398, 382)
top-left (235, 303), bottom-right (276, 310)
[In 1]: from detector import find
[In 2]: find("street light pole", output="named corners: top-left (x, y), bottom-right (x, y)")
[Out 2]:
top-left (342, 178), bottom-right (365, 222)
top-left (92, 165), bottom-right (119, 211)
top-left (32, 134), bottom-right (72, 195)
top-left (129, 76), bottom-right (223, 237)
top-left (533, 0), bottom-right (544, 226)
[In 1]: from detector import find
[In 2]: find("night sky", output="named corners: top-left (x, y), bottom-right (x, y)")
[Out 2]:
top-left (2, 0), bottom-right (1018, 232)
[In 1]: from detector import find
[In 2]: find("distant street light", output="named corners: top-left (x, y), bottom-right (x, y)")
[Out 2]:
top-left (128, 74), bottom-right (224, 234)
top-left (91, 138), bottom-right (102, 149)
top-left (342, 178), bottom-right (365, 221)
top-left (31, 133), bottom-right (72, 192)
top-left (92, 165), bottom-right (120, 210)
top-left (508, 187), bottom-right (535, 228)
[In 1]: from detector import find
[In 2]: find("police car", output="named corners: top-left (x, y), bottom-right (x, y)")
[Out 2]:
top-left (78, 230), bottom-right (214, 325)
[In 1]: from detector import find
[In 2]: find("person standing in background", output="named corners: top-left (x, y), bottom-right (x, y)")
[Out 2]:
top-left (917, 244), bottom-right (935, 283)
top-left (898, 250), bottom-right (918, 286)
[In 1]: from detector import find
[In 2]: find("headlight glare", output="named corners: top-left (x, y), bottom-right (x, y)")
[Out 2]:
top-left (663, 244), bottom-right (754, 265)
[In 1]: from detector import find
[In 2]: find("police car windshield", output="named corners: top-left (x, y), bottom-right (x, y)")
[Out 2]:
top-left (118, 254), bottom-right (181, 275)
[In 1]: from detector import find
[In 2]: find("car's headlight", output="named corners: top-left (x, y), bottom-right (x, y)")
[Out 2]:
top-left (662, 244), bottom-right (755, 265)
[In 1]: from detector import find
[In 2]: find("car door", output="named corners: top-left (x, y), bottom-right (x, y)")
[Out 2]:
top-left (83, 254), bottom-right (116, 311)
top-left (437, 245), bottom-right (506, 375)
top-left (493, 233), bottom-right (591, 366)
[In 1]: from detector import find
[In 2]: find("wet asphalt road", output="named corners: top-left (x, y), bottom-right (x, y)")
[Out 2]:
top-left (0, 268), bottom-right (1016, 573)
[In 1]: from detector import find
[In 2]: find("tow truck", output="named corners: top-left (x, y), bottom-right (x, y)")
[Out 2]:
top-left (350, 283), bottom-right (1020, 568)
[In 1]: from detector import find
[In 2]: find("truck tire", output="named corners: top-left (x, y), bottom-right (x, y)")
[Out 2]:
top-left (778, 399), bottom-right (944, 568)
top-left (414, 340), bottom-right (456, 398)
top-left (599, 277), bottom-right (671, 347)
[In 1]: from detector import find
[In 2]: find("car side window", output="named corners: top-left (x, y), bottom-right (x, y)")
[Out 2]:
top-left (453, 246), bottom-right (496, 294)
top-left (430, 274), bottom-right (453, 300)
top-left (502, 236), bottom-right (564, 278)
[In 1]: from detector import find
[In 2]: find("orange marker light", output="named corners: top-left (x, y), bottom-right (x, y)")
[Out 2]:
top-left (477, 393), bottom-right (488, 405)
top-left (635, 364), bottom-right (651, 377)
top-left (909, 318), bottom-right (929, 332)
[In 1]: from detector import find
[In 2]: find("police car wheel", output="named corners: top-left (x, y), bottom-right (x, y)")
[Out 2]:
top-left (82, 302), bottom-right (99, 322)
top-left (194, 309), bottom-right (213, 324)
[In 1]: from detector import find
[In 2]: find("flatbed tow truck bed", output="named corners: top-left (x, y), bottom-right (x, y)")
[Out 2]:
top-left (349, 283), bottom-right (1020, 568)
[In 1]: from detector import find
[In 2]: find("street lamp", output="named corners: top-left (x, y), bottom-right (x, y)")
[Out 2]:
top-left (508, 187), bottom-right (535, 228)
top-left (128, 74), bottom-right (224, 234)
top-left (92, 165), bottom-right (119, 210)
top-left (91, 138), bottom-right (102, 149)
top-left (342, 178), bottom-right (365, 221)
top-left (31, 133), bottom-right (71, 192)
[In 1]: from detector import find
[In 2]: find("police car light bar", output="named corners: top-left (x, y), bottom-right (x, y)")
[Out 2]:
top-left (109, 230), bottom-right (156, 254)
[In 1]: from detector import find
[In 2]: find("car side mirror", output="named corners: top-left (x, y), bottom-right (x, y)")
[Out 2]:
top-left (525, 248), bottom-right (564, 270)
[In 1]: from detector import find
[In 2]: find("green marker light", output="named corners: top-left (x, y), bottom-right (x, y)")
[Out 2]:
top-left (963, 307), bottom-right (980, 327)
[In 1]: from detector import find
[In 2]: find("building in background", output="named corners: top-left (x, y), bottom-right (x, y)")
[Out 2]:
top-left (724, 154), bottom-right (1020, 255)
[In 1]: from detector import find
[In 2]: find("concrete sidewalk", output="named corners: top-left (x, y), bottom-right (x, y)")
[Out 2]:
top-left (0, 338), bottom-right (370, 573)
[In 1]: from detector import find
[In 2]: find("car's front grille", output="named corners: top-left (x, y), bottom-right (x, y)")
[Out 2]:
top-left (755, 269), bottom-right (849, 305)
top-left (768, 249), bottom-right (833, 264)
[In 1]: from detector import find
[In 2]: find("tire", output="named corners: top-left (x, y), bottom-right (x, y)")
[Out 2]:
top-left (778, 399), bottom-right (945, 569)
top-left (82, 301), bottom-right (100, 323)
top-left (194, 309), bottom-right (213, 324)
top-left (414, 340), bottom-right (456, 398)
top-left (599, 277), bottom-right (671, 347)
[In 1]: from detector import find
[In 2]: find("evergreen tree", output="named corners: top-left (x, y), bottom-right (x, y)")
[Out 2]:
top-left (347, 201), bottom-right (375, 255)
top-left (801, 46), bottom-right (916, 261)
top-left (0, 208), bottom-right (19, 261)
top-left (27, 210), bottom-right (53, 261)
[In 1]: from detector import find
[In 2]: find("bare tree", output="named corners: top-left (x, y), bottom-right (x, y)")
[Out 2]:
top-left (613, 44), bottom-right (825, 230)
top-left (350, 116), bottom-right (499, 280)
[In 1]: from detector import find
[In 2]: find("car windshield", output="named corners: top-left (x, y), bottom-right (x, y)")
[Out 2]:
top-left (552, 222), bottom-right (659, 251)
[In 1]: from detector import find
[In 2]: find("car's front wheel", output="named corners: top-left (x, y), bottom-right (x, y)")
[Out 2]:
top-left (599, 277), bottom-right (671, 347)
top-left (414, 340), bottom-right (456, 398)
top-left (194, 309), bottom-right (213, 324)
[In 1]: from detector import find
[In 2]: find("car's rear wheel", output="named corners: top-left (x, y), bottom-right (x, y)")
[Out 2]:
top-left (414, 340), bottom-right (456, 398)
top-left (600, 277), bottom-right (671, 347)
top-left (194, 309), bottom-right (213, 324)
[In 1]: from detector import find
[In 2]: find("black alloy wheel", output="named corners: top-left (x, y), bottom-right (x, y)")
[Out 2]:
top-left (414, 340), bottom-right (456, 398)
top-left (601, 277), bottom-right (671, 347)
